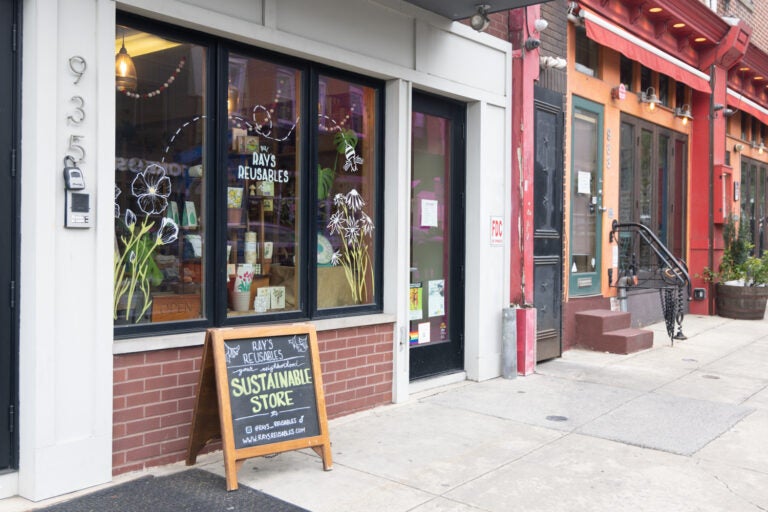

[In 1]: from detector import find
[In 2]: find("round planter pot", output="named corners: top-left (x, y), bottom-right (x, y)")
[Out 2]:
top-left (715, 283), bottom-right (768, 320)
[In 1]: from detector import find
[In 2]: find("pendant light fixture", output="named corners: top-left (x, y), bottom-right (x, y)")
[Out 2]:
top-left (115, 32), bottom-right (137, 92)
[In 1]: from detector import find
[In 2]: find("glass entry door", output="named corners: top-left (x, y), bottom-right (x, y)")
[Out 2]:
top-left (409, 93), bottom-right (465, 380)
top-left (740, 157), bottom-right (767, 255)
top-left (618, 114), bottom-right (688, 267)
top-left (569, 97), bottom-right (603, 296)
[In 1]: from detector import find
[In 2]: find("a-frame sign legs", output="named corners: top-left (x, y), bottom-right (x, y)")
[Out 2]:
top-left (186, 332), bottom-right (221, 466)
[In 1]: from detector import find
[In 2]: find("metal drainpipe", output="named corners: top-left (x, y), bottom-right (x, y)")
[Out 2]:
top-left (708, 64), bottom-right (716, 315)
top-left (616, 277), bottom-right (631, 312)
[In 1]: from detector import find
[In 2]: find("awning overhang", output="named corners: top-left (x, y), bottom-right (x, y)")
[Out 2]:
top-left (404, 0), bottom-right (552, 20)
top-left (581, 9), bottom-right (711, 93)
top-left (727, 89), bottom-right (768, 127)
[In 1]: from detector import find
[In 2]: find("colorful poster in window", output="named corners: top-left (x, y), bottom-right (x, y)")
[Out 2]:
top-left (428, 279), bottom-right (445, 317)
top-left (409, 283), bottom-right (423, 321)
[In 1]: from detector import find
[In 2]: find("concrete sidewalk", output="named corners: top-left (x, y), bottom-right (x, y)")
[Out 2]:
top-left (8, 314), bottom-right (768, 511)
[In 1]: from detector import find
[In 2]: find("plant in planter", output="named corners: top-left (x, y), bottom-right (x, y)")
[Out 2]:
top-left (708, 215), bottom-right (768, 319)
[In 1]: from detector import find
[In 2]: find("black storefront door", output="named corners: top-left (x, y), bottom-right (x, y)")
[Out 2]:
top-left (533, 86), bottom-right (564, 362)
top-left (408, 92), bottom-right (465, 380)
top-left (0, 0), bottom-right (19, 471)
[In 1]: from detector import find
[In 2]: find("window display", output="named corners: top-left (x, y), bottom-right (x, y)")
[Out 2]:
top-left (316, 76), bottom-right (379, 308)
top-left (226, 56), bottom-right (301, 316)
top-left (114, 15), bottom-right (382, 332)
top-left (114, 25), bottom-right (207, 324)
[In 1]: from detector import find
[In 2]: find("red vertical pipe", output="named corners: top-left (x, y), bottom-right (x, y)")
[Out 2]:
top-left (509, 6), bottom-right (540, 306)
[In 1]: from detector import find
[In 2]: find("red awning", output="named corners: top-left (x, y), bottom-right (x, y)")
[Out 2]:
top-left (583, 12), bottom-right (711, 93)
top-left (727, 91), bottom-right (768, 126)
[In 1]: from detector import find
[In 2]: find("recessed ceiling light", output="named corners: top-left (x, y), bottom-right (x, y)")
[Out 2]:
top-left (673, 22), bottom-right (686, 28)
top-left (694, 37), bottom-right (707, 42)
top-left (755, 76), bottom-right (764, 81)
top-left (649, 7), bottom-right (663, 13)
top-left (740, 66), bottom-right (751, 72)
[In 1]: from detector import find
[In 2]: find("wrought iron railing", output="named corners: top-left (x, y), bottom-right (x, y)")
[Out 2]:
top-left (608, 220), bottom-right (691, 344)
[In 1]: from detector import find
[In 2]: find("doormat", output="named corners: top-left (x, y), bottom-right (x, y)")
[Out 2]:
top-left (33, 468), bottom-right (309, 512)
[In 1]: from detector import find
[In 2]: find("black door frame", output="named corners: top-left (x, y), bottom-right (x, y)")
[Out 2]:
top-left (0, 0), bottom-right (20, 471)
top-left (533, 85), bottom-right (564, 362)
top-left (408, 92), bottom-right (466, 380)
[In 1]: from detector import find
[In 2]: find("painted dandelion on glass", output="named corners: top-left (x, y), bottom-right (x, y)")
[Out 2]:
top-left (114, 165), bottom-right (179, 323)
top-left (327, 189), bottom-right (374, 304)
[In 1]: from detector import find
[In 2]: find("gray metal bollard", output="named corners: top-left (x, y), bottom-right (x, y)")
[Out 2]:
top-left (502, 307), bottom-right (517, 379)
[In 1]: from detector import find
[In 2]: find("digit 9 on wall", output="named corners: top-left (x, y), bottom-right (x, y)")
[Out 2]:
top-left (63, 55), bottom-right (92, 229)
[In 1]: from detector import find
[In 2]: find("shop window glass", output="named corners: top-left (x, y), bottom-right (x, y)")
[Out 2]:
top-left (114, 16), bottom-right (383, 331)
top-left (574, 26), bottom-right (599, 78)
top-left (226, 55), bottom-right (302, 316)
top-left (675, 82), bottom-right (686, 109)
top-left (741, 114), bottom-right (749, 140)
top-left (658, 74), bottom-right (669, 106)
top-left (317, 76), bottom-right (378, 308)
top-left (752, 117), bottom-right (760, 143)
top-left (114, 25), bottom-right (207, 325)
top-left (640, 66), bottom-right (652, 93)
top-left (620, 55), bottom-right (633, 91)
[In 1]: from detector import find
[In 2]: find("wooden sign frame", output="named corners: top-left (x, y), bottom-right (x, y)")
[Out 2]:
top-left (186, 324), bottom-right (332, 491)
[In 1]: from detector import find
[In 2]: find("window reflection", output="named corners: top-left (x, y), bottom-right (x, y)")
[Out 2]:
top-left (226, 55), bottom-right (302, 316)
top-left (114, 25), bottom-right (207, 325)
top-left (316, 76), bottom-right (378, 308)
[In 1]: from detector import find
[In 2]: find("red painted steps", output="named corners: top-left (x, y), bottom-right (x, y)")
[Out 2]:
top-left (574, 309), bottom-right (654, 354)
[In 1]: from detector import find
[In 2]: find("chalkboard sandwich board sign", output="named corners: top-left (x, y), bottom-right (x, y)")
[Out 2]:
top-left (186, 324), bottom-right (332, 491)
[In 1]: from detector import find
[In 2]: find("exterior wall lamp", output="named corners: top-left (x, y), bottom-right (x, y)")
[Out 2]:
top-left (675, 104), bottom-right (693, 125)
top-left (567, 2), bottom-right (582, 25)
top-left (639, 87), bottom-right (661, 111)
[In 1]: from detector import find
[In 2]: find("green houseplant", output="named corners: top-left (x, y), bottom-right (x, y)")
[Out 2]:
top-left (710, 215), bottom-right (768, 319)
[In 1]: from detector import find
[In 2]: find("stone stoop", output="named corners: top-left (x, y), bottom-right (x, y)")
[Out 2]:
top-left (574, 309), bottom-right (654, 354)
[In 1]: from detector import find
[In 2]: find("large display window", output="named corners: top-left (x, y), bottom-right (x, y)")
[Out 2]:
top-left (114, 15), bottom-right (383, 333)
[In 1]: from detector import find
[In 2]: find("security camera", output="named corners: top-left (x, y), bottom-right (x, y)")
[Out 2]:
top-left (524, 37), bottom-right (541, 51)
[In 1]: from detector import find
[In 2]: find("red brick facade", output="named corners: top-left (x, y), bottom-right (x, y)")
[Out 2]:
top-left (112, 323), bottom-right (394, 475)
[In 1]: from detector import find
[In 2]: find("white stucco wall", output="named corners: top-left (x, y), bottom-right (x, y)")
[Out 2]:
top-left (16, 0), bottom-right (511, 500)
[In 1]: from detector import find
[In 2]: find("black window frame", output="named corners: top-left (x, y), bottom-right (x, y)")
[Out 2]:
top-left (115, 12), bottom-right (385, 339)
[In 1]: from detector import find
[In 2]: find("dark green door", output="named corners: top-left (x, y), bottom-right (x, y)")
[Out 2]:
top-left (0, 0), bottom-right (19, 471)
top-left (408, 92), bottom-right (465, 380)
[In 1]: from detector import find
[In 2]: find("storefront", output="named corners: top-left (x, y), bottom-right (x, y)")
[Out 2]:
top-left (7, 0), bottom-right (512, 501)
top-left (561, 0), bottom-right (768, 344)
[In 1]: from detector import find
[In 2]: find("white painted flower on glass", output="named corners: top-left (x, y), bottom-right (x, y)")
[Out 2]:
top-left (156, 217), bottom-right (179, 245)
top-left (131, 164), bottom-right (171, 214)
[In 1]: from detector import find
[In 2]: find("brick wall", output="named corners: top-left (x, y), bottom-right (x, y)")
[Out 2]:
top-left (112, 323), bottom-right (394, 475)
top-left (720, 0), bottom-right (768, 52)
top-left (540, 0), bottom-right (567, 60)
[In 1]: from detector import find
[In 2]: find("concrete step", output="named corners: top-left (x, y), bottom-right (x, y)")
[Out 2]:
top-left (580, 327), bottom-right (654, 354)
top-left (574, 309), bottom-right (631, 340)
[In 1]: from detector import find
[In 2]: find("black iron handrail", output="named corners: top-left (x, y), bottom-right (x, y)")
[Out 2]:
top-left (609, 220), bottom-right (692, 343)
top-left (609, 220), bottom-right (692, 299)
